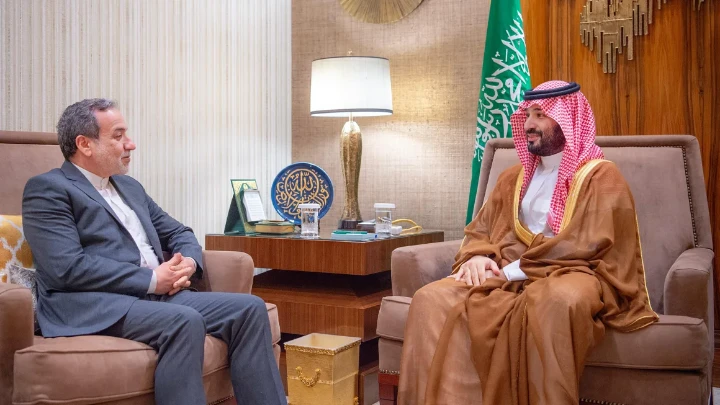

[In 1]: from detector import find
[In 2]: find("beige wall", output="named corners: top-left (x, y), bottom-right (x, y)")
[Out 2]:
top-left (292, 0), bottom-right (490, 241)
top-left (1, 0), bottom-right (291, 247)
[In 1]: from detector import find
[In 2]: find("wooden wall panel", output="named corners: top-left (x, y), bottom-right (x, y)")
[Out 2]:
top-left (521, 0), bottom-right (720, 326)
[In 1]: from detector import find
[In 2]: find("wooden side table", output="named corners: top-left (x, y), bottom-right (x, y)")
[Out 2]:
top-left (206, 230), bottom-right (444, 404)
top-left (205, 230), bottom-right (444, 341)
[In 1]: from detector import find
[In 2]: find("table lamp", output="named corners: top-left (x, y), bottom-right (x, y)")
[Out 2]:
top-left (310, 55), bottom-right (393, 229)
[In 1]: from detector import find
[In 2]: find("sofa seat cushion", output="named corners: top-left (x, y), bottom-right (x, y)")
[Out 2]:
top-left (13, 302), bottom-right (280, 404)
top-left (377, 296), bottom-right (708, 372)
top-left (13, 335), bottom-right (229, 405)
top-left (586, 314), bottom-right (708, 370)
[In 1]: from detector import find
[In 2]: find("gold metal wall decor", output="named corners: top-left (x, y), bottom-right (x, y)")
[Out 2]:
top-left (580, 0), bottom-right (668, 74)
top-left (581, 0), bottom-right (708, 73)
top-left (339, 0), bottom-right (424, 24)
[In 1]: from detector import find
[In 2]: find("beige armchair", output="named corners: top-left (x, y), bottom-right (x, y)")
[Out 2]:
top-left (376, 135), bottom-right (714, 405)
top-left (0, 131), bottom-right (281, 405)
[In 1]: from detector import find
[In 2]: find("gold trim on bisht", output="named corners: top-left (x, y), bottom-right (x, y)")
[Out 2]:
top-left (284, 340), bottom-right (361, 356)
top-left (514, 159), bottom-right (608, 244)
top-left (634, 213), bottom-right (655, 314)
top-left (559, 159), bottom-right (608, 231)
top-left (618, 212), bottom-right (658, 333)
top-left (512, 158), bottom-right (657, 332)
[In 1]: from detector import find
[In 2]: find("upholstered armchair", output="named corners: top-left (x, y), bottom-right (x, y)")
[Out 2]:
top-left (376, 135), bottom-right (714, 405)
top-left (0, 131), bottom-right (282, 405)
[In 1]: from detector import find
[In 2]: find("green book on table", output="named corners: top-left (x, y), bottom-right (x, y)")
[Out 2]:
top-left (255, 220), bottom-right (295, 234)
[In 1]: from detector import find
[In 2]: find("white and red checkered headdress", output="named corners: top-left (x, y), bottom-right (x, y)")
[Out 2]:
top-left (509, 80), bottom-right (604, 235)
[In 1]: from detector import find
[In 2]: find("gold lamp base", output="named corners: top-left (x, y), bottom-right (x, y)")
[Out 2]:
top-left (339, 119), bottom-right (362, 229)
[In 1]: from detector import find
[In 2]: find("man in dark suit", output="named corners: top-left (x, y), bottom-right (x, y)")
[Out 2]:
top-left (22, 98), bottom-right (287, 405)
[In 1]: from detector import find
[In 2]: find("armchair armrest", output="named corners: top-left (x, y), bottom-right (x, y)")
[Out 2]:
top-left (201, 250), bottom-right (255, 294)
top-left (0, 283), bottom-right (34, 405)
top-left (663, 248), bottom-right (714, 322)
top-left (391, 240), bottom-right (463, 297)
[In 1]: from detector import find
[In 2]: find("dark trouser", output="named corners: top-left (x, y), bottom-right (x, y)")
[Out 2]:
top-left (100, 291), bottom-right (287, 405)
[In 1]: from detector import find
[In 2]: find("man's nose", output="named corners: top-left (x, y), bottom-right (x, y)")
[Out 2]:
top-left (125, 138), bottom-right (137, 150)
top-left (524, 118), bottom-right (536, 133)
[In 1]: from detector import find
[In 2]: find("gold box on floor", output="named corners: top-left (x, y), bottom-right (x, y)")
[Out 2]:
top-left (286, 333), bottom-right (361, 405)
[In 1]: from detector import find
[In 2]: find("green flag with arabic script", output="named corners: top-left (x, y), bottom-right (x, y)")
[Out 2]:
top-left (466, 0), bottom-right (531, 224)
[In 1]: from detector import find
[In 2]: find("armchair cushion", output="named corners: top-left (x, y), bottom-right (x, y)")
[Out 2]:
top-left (13, 303), bottom-right (278, 405)
top-left (378, 303), bottom-right (707, 372)
top-left (663, 248), bottom-right (714, 321)
top-left (266, 302), bottom-right (280, 345)
top-left (7, 264), bottom-right (40, 335)
top-left (0, 215), bottom-right (34, 283)
top-left (13, 335), bottom-right (230, 405)
top-left (202, 250), bottom-right (255, 294)
top-left (391, 240), bottom-right (462, 297)
top-left (0, 283), bottom-right (34, 405)
top-left (586, 315), bottom-right (708, 370)
top-left (377, 296), bottom-right (412, 342)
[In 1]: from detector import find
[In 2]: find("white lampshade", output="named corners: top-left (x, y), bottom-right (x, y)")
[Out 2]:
top-left (310, 56), bottom-right (393, 117)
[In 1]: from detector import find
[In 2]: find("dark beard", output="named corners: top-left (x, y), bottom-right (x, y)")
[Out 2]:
top-left (527, 127), bottom-right (565, 156)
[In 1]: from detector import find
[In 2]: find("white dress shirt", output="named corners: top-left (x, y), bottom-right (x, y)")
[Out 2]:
top-left (502, 152), bottom-right (563, 281)
top-left (73, 164), bottom-right (160, 293)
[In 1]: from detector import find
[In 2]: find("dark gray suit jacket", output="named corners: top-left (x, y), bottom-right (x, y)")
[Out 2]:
top-left (22, 161), bottom-right (203, 337)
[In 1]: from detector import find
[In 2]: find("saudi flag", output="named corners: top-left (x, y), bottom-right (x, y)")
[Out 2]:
top-left (466, 1), bottom-right (531, 224)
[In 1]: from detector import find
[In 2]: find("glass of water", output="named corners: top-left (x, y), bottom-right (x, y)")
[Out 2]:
top-left (374, 203), bottom-right (395, 238)
top-left (299, 203), bottom-right (320, 238)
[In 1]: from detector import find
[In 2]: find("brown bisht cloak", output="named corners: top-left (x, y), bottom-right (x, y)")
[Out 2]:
top-left (412, 160), bottom-right (657, 405)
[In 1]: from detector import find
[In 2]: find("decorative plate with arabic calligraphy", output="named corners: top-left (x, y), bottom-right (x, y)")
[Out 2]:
top-left (271, 162), bottom-right (334, 225)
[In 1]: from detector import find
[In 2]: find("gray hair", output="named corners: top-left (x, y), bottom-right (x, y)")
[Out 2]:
top-left (56, 98), bottom-right (117, 160)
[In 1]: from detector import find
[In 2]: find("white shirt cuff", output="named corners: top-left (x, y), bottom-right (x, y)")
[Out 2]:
top-left (148, 271), bottom-right (157, 294)
top-left (502, 260), bottom-right (528, 281)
